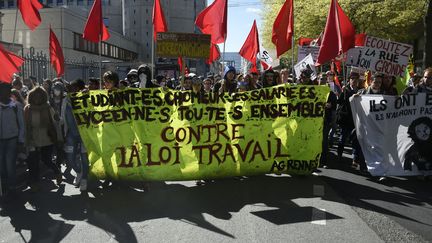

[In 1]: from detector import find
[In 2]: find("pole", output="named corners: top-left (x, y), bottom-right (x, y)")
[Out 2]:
top-left (99, 35), bottom-right (102, 90)
top-left (12, 8), bottom-right (19, 48)
top-left (222, 42), bottom-right (226, 68)
top-left (291, 0), bottom-right (295, 82)
top-left (152, 32), bottom-right (155, 80)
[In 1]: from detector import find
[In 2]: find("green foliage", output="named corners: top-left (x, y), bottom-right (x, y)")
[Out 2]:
top-left (261, 0), bottom-right (427, 59)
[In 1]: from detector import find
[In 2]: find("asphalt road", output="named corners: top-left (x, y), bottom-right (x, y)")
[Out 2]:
top-left (0, 151), bottom-right (431, 243)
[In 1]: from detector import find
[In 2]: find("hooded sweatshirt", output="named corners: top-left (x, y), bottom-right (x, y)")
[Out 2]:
top-left (0, 99), bottom-right (25, 143)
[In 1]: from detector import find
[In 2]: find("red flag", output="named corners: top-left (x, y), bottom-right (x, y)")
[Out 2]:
top-left (153, 0), bottom-right (168, 40)
top-left (272, 0), bottom-right (294, 58)
top-left (239, 20), bottom-right (260, 72)
top-left (261, 60), bottom-right (271, 71)
top-left (178, 56), bottom-right (183, 71)
top-left (206, 44), bottom-right (220, 64)
top-left (355, 33), bottom-right (367, 46)
top-left (18, 0), bottom-right (43, 31)
top-left (316, 0), bottom-right (355, 66)
top-left (195, 0), bottom-right (227, 44)
top-left (82, 0), bottom-right (110, 43)
top-left (298, 37), bottom-right (314, 46)
top-left (0, 44), bottom-right (24, 83)
top-left (49, 27), bottom-right (65, 77)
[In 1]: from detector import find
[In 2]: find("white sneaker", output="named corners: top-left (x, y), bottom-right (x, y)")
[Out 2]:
top-left (80, 179), bottom-right (87, 191)
top-left (74, 172), bottom-right (82, 187)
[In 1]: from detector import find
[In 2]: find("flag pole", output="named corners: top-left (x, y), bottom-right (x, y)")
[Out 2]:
top-left (222, 42), bottom-right (226, 68)
top-left (99, 34), bottom-right (102, 89)
top-left (12, 8), bottom-right (19, 48)
top-left (291, 0), bottom-right (295, 82)
top-left (152, 32), bottom-right (155, 80)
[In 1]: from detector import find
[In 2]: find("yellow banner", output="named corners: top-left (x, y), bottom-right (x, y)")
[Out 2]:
top-left (71, 84), bottom-right (329, 181)
top-left (156, 32), bottom-right (211, 58)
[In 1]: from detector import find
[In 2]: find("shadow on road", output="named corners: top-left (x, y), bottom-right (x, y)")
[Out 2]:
top-left (1, 151), bottom-right (431, 242)
top-left (1, 174), bottom-right (342, 242)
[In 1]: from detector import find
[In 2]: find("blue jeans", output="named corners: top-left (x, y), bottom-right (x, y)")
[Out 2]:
top-left (0, 137), bottom-right (18, 190)
top-left (64, 135), bottom-right (89, 179)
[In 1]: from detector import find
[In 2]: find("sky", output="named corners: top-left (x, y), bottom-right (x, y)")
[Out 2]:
top-left (207, 0), bottom-right (263, 53)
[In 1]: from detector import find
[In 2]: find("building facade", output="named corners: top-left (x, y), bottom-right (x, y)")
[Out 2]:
top-left (0, 0), bottom-right (209, 80)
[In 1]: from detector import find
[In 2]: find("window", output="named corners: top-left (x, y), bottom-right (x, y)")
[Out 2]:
top-left (134, 32), bottom-right (136, 36)
top-left (134, 9), bottom-right (136, 14)
top-left (134, 20), bottom-right (136, 25)
top-left (57, 0), bottom-right (63, 4)
top-left (47, 0), bottom-right (53, 5)
top-left (146, 20), bottom-right (148, 24)
top-left (68, 0), bottom-right (74, 4)
top-left (73, 33), bottom-right (137, 61)
top-left (146, 9), bottom-right (148, 13)
top-left (0, 1), bottom-right (4, 9)
top-left (146, 32), bottom-right (148, 36)
top-left (77, 0), bottom-right (83, 5)
top-left (7, 0), bottom-right (14, 7)
top-left (88, 0), bottom-right (94, 5)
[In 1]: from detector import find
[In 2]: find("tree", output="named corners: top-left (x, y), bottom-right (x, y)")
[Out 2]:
top-left (261, 0), bottom-right (427, 59)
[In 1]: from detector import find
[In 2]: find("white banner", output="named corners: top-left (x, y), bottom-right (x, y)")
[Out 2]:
top-left (297, 46), bottom-right (320, 63)
top-left (350, 93), bottom-right (432, 176)
top-left (294, 54), bottom-right (317, 80)
top-left (346, 36), bottom-right (413, 77)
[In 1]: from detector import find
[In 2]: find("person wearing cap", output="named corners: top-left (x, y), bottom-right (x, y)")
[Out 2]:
top-left (137, 64), bottom-right (158, 88)
top-left (336, 72), bottom-right (360, 163)
top-left (127, 69), bottom-right (139, 87)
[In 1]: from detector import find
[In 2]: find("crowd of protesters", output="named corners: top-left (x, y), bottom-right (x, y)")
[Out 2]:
top-left (1, 62), bottom-right (431, 199)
